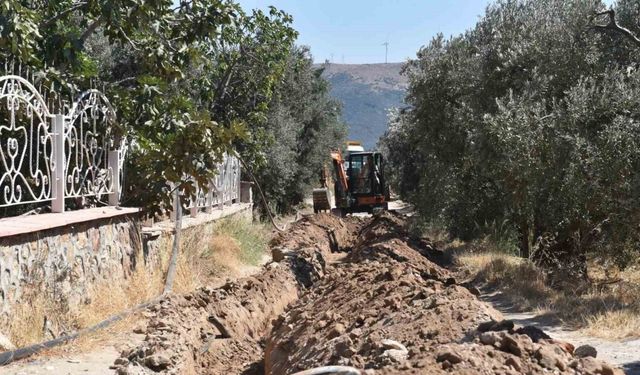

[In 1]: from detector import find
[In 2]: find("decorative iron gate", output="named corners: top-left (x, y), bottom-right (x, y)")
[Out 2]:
top-left (0, 70), bottom-right (122, 214)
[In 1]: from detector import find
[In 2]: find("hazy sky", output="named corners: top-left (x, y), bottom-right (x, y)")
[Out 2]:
top-left (236, 0), bottom-right (492, 64)
top-left (236, 0), bottom-right (618, 65)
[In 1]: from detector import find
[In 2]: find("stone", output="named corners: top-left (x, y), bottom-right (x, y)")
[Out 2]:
top-left (436, 348), bottom-right (463, 364)
top-left (579, 357), bottom-right (603, 373)
top-left (383, 348), bottom-right (408, 363)
top-left (144, 354), bottom-right (171, 370)
top-left (328, 323), bottom-right (346, 339)
top-left (514, 326), bottom-right (551, 342)
top-left (380, 339), bottom-right (407, 352)
top-left (574, 344), bottom-right (597, 358)
top-left (335, 337), bottom-right (356, 358)
top-left (114, 357), bottom-right (129, 366)
top-left (535, 346), bottom-right (566, 370)
top-left (505, 356), bottom-right (522, 371)
top-left (271, 247), bottom-right (289, 262)
top-left (479, 331), bottom-right (502, 346)
top-left (502, 335), bottom-right (523, 356)
top-left (601, 363), bottom-right (624, 375)
top-left (477, 319), bottom-right (514, 333)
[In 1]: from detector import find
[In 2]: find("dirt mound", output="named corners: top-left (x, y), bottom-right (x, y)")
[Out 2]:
top-left (112, 214), bottom-right (356, 375)
top-left (113, 213), bottom-right (624, 375)
top-left (264, 214), bottom-right (623, 375)
top-left (113, 263), bottom-right (300, 375)
top-left (264, 242), bottom-right (500, 373)
top-left (270, 213), bottom-right (361, 255)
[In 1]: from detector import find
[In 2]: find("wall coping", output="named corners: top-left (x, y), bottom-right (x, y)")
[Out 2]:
top-left (142, 202), bottom-right (252, 235)
top-left (0, 207), bottom-right (142, 238)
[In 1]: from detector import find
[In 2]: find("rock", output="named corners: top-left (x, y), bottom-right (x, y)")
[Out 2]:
top-left (272, 247), bottom-right (290, 262)
top-left (579, 357), bottom-right (603, 373)
top-left (505, 356), bottom-right (522, 371)
top-left (144, 354), bottom-right (171, 371)
top-left (601, 363), bottom-right (625, 375)
top-left (502, 335), bottom-right (523, 356)
top-left (436, 348), bottom-right (463, 364)
top-left (114, 357), bottom-right (129, 366)
top-left (574, 344), bottom-right (597, 358)
top-left (383, 348), bottom-right (408, 363)
top-left (0, 332), bottom-right (16, 351)
top-left (514, 326), bottom-right (551, 342)
top-left (335, 337), bottom-right (356, 357)
top-left (550, 339), bottom-right (575, 354)
top-left (132, 324), bottom-right (146, 334)
top-left (479, 331), bottom-right (502, 346)
top-left (328, 323), bottom-right (346, 339)
top-left (477, 319), bottom-right (514, 333)
top-left (380, 339), bottom-right (407, 352)
top-left (380, 339), bottom-right (409, 363)
top-left (535, 346), bottom-right (567, 370)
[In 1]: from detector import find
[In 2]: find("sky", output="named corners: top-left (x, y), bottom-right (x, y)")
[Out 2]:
top-left (235, 0), bottom-right (499, 64)
top-left (236, 0), bottom-right (618, 65)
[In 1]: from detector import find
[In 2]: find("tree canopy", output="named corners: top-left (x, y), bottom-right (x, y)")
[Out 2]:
top-left (380, 0), bottom-right (640, 274)
top-left (1, 0), bottom-right (345, 213)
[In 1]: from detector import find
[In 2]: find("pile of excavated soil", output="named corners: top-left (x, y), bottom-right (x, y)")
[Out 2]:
top-left (113, 212), bottom-right (624, 375)
top-left (264, 213), bottom-right (624, 375)
top-left (112, 214), bottom-right (356, 375)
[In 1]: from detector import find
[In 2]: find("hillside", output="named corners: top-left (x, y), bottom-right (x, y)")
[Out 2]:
top-left (318, 62), bottom-right (408, 149)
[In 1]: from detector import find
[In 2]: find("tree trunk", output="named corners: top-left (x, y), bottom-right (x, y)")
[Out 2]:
top-left (519, 220), bottom-right (530, 258)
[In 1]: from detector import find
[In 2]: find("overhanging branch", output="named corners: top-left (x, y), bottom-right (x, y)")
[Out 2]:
top-left (592, 9), bottom-right (640, 48)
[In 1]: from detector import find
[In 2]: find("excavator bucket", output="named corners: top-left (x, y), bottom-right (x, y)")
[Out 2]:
top-left (312, 188), bottom-right (332, 213)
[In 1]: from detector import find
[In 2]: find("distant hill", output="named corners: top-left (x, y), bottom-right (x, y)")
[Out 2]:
top-left (318, 63), bottom-right (408, 150)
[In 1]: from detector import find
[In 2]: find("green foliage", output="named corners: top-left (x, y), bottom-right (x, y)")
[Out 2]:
top-left (381, 0), bottom-right (640, 269)
top-left (254, 46), bottom-right (347, 213)
top-left (0, 0), bottom-right (305, 213)
top-left (213, 216), bottom-right (269, 266)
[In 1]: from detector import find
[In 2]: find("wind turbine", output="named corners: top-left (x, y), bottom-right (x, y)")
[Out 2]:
top-left (382, 41), bottom-right (389, 64)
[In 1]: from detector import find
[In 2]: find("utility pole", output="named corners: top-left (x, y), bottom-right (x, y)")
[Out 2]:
top-left (382, 42), bottom-right (389, 64)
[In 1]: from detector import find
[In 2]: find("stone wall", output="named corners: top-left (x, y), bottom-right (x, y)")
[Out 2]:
top-left (0, 202), bottom-right (253, 345)
top-left (0, 214), bottom-right (144, 323)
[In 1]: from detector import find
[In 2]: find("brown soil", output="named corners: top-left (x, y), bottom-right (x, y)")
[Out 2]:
top-left (113, 212), bottom-right (624, 375)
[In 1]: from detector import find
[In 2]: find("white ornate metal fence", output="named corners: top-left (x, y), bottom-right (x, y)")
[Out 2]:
top-left (1, 70), bottom-right (242, 219)
top-left (183, 153), bottom-right (241, 219)
top-left (0, 72), bottom-right (123, 213)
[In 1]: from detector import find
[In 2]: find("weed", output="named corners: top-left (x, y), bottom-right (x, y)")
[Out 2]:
top-left (456, 249), bottom-right (640, 339)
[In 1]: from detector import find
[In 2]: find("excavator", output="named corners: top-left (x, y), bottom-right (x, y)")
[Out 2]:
top-left (313, 141), bottom-right (389, 216)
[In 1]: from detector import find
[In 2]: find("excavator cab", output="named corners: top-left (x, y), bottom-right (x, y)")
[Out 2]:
top-left (313, 143), bottom-right (389, 215)
top-left (345, 152), bottom-right (388, 212)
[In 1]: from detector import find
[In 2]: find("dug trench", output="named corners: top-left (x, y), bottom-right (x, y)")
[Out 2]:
top-left (112, 213), bottom-right (624, 375)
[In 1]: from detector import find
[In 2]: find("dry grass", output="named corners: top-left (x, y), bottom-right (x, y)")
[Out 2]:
top-left (457, 252), bottom-right (552, 309)
top-left (456, 249), bottom-right (640, 339)
top-left (8, 291), bottom-right (50, 348)
top-left (7, 216), bottom-right (271, 351)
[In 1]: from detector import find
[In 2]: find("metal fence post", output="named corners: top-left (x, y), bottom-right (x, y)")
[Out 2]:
top-left (108, 150), bottom-right (120, 206)
top-left (190, 182), bottom-right (198, 218)
top-left (205, 181), bottom-right (214, 214)
top-left (51, 114), bottom-right (65, 213)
